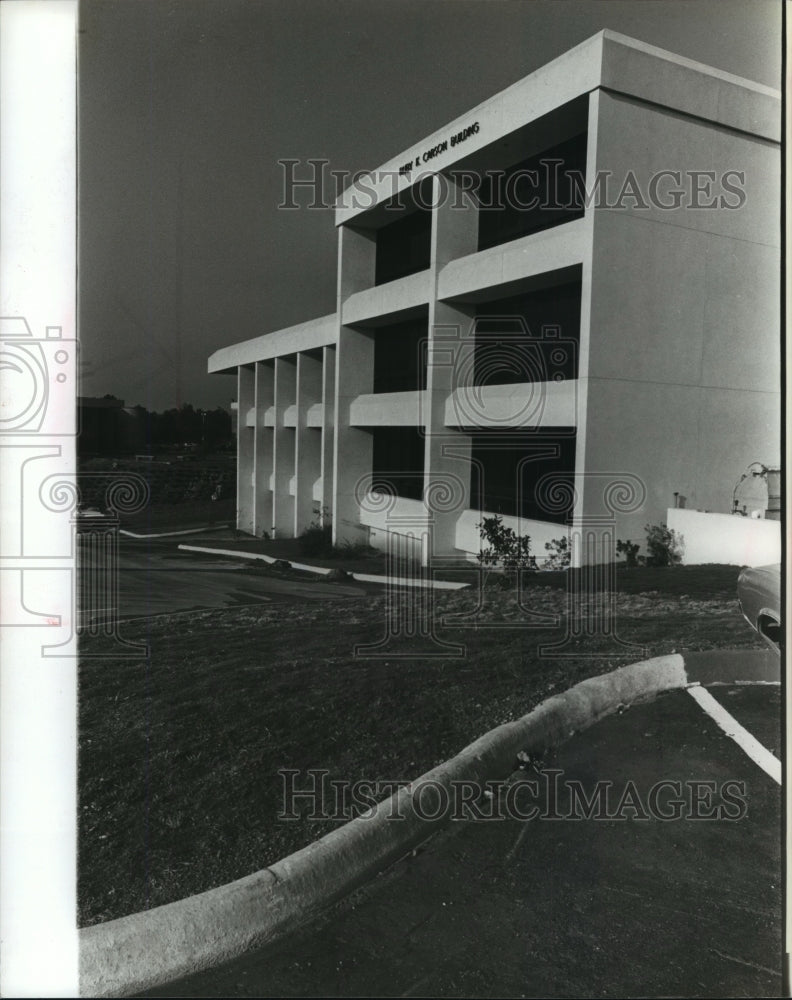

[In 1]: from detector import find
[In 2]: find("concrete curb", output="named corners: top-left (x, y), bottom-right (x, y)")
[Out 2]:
top-left (177, 543), bottom-right (471, 590)
top-left (121, 525), bottom-right (230, 539)
top-left (79, 649), bottom-right (778, 997)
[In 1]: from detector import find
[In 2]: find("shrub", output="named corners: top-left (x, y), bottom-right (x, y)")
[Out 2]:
top-left (616, 539), bottom-right (640, 568)
top-left (544, 536), bottom-right (571, 570)
top-left (298, 522), bottom-right (332, 556)
top-left (643, 523), bottom-right (683, 567)
top-left (477, 515), bottom-right (537, 571)
top-left (298, 507), bottom-right (333, 557)
top-left (298, 509), bottom-right (378, 561)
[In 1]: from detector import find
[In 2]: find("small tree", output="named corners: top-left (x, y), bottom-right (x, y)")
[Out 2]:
top-left (544, 536), bottom-right (571, 570)
top-left (477, 515), bottom-right (537, 571)
top-left (616, 539), bottom-right (640, 568)
top-left (644, 523), bottom-right (683, 567)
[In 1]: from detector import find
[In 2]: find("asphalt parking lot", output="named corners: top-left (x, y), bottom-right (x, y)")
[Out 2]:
top-left (144, 676), bottom-right (782, 998)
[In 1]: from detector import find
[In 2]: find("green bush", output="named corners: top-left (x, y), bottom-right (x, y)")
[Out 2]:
top-left (544, 536), bottom-right (570, 570)
top-left (616, 539), bottom-right (640, 568)
top-left (644, 523), bottom-right (683, 567)
top-left (477, 515), bottom-right (537, 571)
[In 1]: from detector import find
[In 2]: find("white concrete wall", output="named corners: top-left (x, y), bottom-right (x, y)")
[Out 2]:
top-left (209, 313), bottom-right (336, 373)
top-left (437, 219), bottom-right (588, 303)
top-left (582, 88), bottom-right (780, 549)
top-left (350, 390), bottom-right (426, 427)
top-left (667, 508), bottom-right (781, 567)
top-left (342, 270), bottom-right (431, 326)
top-left (444, 379), bottom-right (578, 430)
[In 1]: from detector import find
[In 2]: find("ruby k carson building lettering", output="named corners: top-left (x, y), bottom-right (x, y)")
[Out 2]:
top-left (208, 31), bottom-right (780, 567)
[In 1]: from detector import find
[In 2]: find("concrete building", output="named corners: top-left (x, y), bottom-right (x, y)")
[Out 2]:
top-left (208, 31), bottom-right (781, 567)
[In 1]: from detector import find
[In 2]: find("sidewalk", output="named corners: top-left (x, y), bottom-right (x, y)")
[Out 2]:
top-left (177, 537), bottom-right (473, 589)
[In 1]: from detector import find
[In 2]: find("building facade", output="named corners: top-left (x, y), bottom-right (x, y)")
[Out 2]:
top-left (209, 31), bottom-right (781, 567)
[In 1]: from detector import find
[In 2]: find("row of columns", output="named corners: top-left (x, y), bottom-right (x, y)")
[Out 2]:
top-left (237, 346), bottom-right (335, 539)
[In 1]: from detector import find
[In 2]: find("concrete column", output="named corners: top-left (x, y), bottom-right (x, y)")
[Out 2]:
top-left (321, 345), bottom-right (336, 522)
top-left (423, 174), bottom-right (480, 562)
top-left (253, 361), bottom-right (274, 537)
top-left (294, 352), bottom-right (323, 535)
top-left (272, 356), bottom-right (296, 538)
top-left (237, 365), bottom-right (255, 534)
top-left (338, 222), bottom-right (376, 299)
top-left (433, 171), bottom-right (480, 267)
top-left (569, 91), bottom-right (599, 564)
top-left (332, 326), bottom-right (374, 546)
top-left (333, 223), bottom-right (376, 546)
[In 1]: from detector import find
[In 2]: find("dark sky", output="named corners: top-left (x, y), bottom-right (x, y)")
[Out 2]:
top-left (78, 0), bottom-right (781, 412)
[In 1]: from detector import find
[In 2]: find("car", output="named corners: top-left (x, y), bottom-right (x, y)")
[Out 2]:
top-left (737, 563), bottom-right (781, 653)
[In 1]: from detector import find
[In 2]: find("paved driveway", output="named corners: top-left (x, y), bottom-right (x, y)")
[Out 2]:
top-left (77, 536), bottom-right (366, 624)
top-left (145, 675), bottom-right (782, 998)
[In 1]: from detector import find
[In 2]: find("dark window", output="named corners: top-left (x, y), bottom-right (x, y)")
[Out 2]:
top-left (373, 316), bottom-right (428, 394)
top-left (470, 430), bottom-right (576, 523)
top-left (474, 280), bottom-right (581, 387)
top-left (371, 427), bottom-right (425, 501)
top-left (375, 208), bottom-right (432, 285)
top-left (478, 133), bottom-right (587, 252)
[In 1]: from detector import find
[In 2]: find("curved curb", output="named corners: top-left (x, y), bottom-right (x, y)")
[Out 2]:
top-left (80, 649), bottom-right (778, 997)
top-left (177, 543), bottom-right (471, 590)
top-left (120, 525), bottom-right (230, 539)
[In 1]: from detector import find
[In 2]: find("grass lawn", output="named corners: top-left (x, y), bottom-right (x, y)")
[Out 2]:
top-left (78, 564), bottom-right (761, 926)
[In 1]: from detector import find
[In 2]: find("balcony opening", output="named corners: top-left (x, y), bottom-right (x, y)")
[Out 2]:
top-left (477, 131), bottom-right (587, 251)
top-left (375, 208), bottom-right (432, 285)
top-left (371, 426), bottom-right (425, 501)
top-left (470, 429), bottom-right (576, 524)
top-left (373, 313), bottom-right (428, 393)
top-left (474, 278), bottom-right (581, 387)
